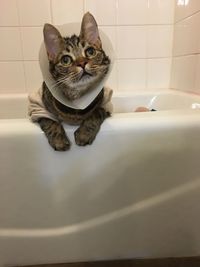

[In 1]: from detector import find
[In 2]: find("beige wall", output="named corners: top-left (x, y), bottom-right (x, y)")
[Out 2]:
top-left (0, 0), bottom-right (174, 95)
top-left (171, 0), bottom-right (200, 93)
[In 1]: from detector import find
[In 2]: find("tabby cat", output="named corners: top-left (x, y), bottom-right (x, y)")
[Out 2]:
top-left (38, 12), bottom-right (111, 151)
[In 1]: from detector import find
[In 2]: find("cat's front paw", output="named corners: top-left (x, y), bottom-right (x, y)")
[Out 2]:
top-left (49, 135), bottom-right (71, 151)
top-left (74, 127), bottom-right (96, 146)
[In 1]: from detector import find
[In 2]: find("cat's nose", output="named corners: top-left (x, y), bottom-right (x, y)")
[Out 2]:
top-left (77, 58), bottom-right (88, 69)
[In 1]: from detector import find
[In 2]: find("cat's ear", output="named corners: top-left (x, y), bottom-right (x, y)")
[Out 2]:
top-left (43, 23), bottom-right (65, 62)
top-left (80, 12), bottom-right (101, 48)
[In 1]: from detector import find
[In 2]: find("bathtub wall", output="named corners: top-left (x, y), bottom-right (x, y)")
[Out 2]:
top-left (171, 0), bottom-right (200, 93)
top-left (0, 0), bottom-right (174, 95)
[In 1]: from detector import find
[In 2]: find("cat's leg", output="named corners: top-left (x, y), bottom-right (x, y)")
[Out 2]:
top-left (38, 118), bottom-right (70, 151)
top-left (74, 107), bottom-right (110, 146)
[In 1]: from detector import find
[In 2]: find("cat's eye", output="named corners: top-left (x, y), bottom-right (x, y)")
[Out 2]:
top-left (85, 47), bottom-right (96, 58)
top-left (61, 55), bottom-right (72, 66)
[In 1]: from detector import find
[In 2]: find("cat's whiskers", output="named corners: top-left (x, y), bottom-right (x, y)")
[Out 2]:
top-left (51, 78), bottom-right (68, 91)
top-left (51, 76), bottom-right (66, 86)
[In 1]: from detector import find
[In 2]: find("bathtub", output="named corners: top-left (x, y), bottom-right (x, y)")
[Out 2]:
top-left (1, 89), bottom-right (200, 266)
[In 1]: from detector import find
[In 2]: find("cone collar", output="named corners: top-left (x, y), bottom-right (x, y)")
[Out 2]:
top-left (39, 23), bottom-right (115, 110)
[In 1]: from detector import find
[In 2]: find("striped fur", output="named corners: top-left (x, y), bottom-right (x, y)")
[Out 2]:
top-left (38, 13), bottom-right (111, 151)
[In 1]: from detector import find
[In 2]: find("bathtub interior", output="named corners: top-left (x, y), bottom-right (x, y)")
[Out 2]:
top-left (1, 89), bottom-right (200, 120)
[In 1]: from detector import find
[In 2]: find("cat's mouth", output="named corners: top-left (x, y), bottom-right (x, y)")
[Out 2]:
top-left (80, 70), bottom-right (93, 80)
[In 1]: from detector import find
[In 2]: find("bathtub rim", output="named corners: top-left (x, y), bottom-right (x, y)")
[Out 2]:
top-left (0, 88), bottom-right (200, 99)
top-left (1, 89), bottom-right (200, 120)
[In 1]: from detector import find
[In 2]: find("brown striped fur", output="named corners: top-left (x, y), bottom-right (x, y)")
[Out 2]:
top-left (38, 13), bottom-right (111, 151)
top-left (38, 84), bottom-right (110, 151)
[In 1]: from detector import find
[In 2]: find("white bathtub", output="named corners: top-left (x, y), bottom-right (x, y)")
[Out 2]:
top-left (1, 89), bottom-right (200, 266)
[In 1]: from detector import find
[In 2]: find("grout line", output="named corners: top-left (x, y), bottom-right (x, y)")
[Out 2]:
top-left (15, 0), bottom-right (20, 26)
top-left (145, 58), bottom-right (148, 89)
top-left (116, 57), bottom-right (173, 60)
top-left (170, 53), bottom-right (174, 89)
top-left (16, 0), bottom-right (27, 93)
top-left (168, 0), bottom-right (175, 89)
top-left (145, 20), bottom-right (148, 89)
top-left (115, 58), bottom-right (119, 91)
top-left (83, 0), bottom-right (86, 14)
top-left (0, 60), bottom-right (38, 62)
top-left (115, 29), bottom-right (119, 91)
top-left (168, 57), bottom-right (173, 89)
top-left (115, 0), bottom-right (119, 26)
top-left (0, 57), bottom-right (174, 63)
top-left (115, 24), bottom-right (174, 27)
top-left (0, 23), bottom-right (174, 28)
top-left (49, 0), bottom-right (53, 24)
top-left (172, 53), bottom-right (200, 58)
top-left (169, 16), bottom-right (175, 89)
top-left (115, 0), bottom-right (118, 90)
top-left (174, 9), bottom-right (200, 24)
top-left (0, 25), bottom-right (44, 28)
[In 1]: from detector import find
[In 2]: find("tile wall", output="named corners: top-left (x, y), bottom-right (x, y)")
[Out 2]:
top-left (0, 0), bottom-right (174, 95)
top-left (171, 0), bottom-right (200, 93)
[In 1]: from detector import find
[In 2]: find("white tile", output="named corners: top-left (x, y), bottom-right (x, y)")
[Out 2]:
top-left (174, 0), bottom-right (186, 23)
top-left (185, 0), bottom-right (200, 17)
top-left (0, 62), bottom-right (26, 93)
top-left (117, 0), bottom-right (147, 25)
top-left (148, 0), bottom-right (174, 24)
top-left (99, 26), bottom-right (117, 53)
top-left (21, 27), bottom-right (43, 60)
top-left (173, 12), bottom-right (200, 56)
top-left (173, 20), bottom-right (187, 56)
top-left (170, 55), bottom-right (197, 92)
top-left (0, 0), bottom-right (19, 26)
top-left (24, 61), bottom-right (43, 93)
top-left (52, 0), bottom-right (83, 25)
top-left (147, 58), bottom-right (171, 89)
top-left (175, 0), bottom-right (200, 22)
top-left (194, 54), bottom-right (200, 92)
top-left (194, 54), bottom-right (200, 93)
top-left (98, 27), bottom-right (117, 90)
top-left (147, 26), bottom-right (173, 58)
top-left (18, 0), bottom-right (51, 26)
top-left (0, 28), bottom-right (22, 60)
top-left (116, 26), bottom-right (146, 59)
top-left (85, 0), bottom-right (116, 25)
top-left (118, 59), bottom-right (146, 91)
top-left (170, 58), bottom-right (176, 89)
top-left (105, 61), bottom-right (118, 91)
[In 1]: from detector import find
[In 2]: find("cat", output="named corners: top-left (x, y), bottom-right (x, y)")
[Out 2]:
top-left (35, 12), bottom-right (112, 151)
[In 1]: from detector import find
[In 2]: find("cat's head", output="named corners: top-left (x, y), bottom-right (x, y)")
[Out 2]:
top-left (43, 12), bottom-right (110, 101)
